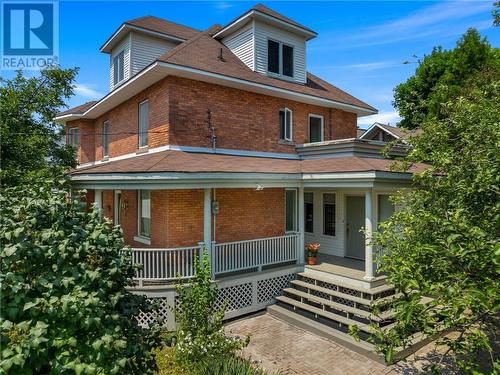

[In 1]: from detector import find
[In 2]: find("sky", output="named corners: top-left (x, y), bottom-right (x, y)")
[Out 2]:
top-left (5, 0), bottom-right (498, 128)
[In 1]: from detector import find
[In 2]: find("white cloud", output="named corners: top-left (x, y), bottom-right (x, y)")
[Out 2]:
top-left (312, 1), bottom-right (493, 49)
top-left (73, 83), bottom-right (103, 100)
top-left (213, 2), bottom-right (237, 11)
top-left (358, 111), bottom-right (401, 128)
top-left (341, 61), bottom-right (400, 71)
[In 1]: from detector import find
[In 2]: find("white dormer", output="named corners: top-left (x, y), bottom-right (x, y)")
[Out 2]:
top-left (215, 4), bottom-right (317, 84)
top-left (101, 17), bottom-right (198, 91)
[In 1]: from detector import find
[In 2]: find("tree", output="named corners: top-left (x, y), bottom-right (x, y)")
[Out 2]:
top-left (0, 178), bottom-right (160, 374)
top-left (371, 66), bottom-right (500, 373)
top-left (394, 29), bottom-right (498, 129)
top-left (493, 1), bottom-right (500, 27)
top-left (0, 68), bottom-right (78, 186)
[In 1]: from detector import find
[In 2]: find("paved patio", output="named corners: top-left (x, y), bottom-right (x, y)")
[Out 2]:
top-left (226, 312), bottom-right (455, 375)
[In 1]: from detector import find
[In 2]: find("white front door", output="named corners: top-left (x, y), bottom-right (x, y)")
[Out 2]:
top-left (345, 196), bottom-right (365, 260)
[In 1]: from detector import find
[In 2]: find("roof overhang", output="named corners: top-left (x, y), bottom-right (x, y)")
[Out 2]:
top-left (55, 61), bottom-right (376, 122)
top-left (213, 9), bottom-right (317, 41)
top-left (70, 170), bottom-right (412, 190)
top-left (100, 23), bottom-right (186, 53)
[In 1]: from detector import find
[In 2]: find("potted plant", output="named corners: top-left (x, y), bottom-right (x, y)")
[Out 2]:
top-left (305, 243), bottom-right (320, 265)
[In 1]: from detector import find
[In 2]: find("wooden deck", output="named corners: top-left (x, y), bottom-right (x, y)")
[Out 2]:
top-left (305, 254), bottom-right (386, 285)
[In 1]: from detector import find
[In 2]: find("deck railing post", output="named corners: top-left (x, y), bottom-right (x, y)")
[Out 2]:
top-left (364, 189), bottom-right (375, 281)
top-left (211, 241), bottom-right (217, 279)
top-left (298, 187), bottom-right (305, 264)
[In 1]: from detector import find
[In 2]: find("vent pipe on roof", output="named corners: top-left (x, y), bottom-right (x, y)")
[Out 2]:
top-left (218, 48), bottom-right (225, 62)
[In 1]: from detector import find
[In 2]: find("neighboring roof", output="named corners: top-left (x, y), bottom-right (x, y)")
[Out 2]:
top-left (71, 150), bottom-right (426, 176)
top-left (100, 16), bottom-right (200, 53)
top-left (214, 3), bottom-right (317, 40)
top-left (57, 101), bottom-right (97, 118)
top-left (360, 123), bottom-right (424, 142)
top-left (158, 32), bottom-right (376, 112)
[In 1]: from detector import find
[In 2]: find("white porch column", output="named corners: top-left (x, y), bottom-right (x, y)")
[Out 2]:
top-left (298, 186), bottom-right (305, 264)
top-left (94, 189), bottom-right (103, 218)
top-left (364, 189), bottom-right (374, 280)
top-left (203, 188), bottom-right (212, 272)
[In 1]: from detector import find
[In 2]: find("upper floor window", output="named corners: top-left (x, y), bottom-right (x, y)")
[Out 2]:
top-left (102, 120), bottom-right (109, 158)
top-left (68, 127), bottom-right (79, 148)
top-left (138, 100), bottom-right (149, 148)
top-left (113, 50), bottom-right (124, 85)
top-left (267, 40), bottom-right (294, 78)
top-left (279, 108), bottom-right (293, 141)
top-left (309, 114), bottom-right (324, 143)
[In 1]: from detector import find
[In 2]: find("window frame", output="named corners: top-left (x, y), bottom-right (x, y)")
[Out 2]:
top-left (137, 190), bottom-right (151, 240)
top-left (114, 190), bottom-right (121, 226)
top-left (308, 114), bottom-right (324, 143)
top-left (102, 120), bottom-right (110, 158)
top-left (304, 191), bottom-right (314, 234)
top-left (285, 188), bottom-right (298, 233)
top-left (267, 38), bottom-right (294, 78)
top-left (68, 127), bottom-right (79, 148)
top-left (322, 192), bottom-right (336, 237)
top-left (138, 99), bottom-right (149, 148)
top-left (279, 107), bottom-right (293, 142)
top-left (113, 50), bottom-right (125, 85)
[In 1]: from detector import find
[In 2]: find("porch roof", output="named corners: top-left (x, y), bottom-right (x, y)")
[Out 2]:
top-left (71, 149), bottom-right (426, 176)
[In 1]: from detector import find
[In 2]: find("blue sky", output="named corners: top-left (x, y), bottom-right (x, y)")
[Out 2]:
top-left (11, 0), bottom-right (500, 128)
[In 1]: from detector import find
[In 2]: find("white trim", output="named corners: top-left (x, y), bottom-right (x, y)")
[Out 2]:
top-left (134, 236), bottom-right (151, 245)
top-left (308, 113), bottom-right (324, 143)
top-left (74, 144), bottom-right (300, 169)
top-left (359, 123), bottom-right (401, 141)
top-left (100, 23), bottom-right (186, 53)
top-left (54, 61), bottom-right (377, 122)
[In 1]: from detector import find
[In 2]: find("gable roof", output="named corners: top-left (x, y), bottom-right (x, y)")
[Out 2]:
top-left (100, 15), bottom-right (200, 53)
top-left (57, 101), bottom-right (97, 118)
top-left (214, 3), bottom-right (317, 40)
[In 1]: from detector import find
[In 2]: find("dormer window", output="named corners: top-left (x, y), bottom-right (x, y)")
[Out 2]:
top-left (113, 50), bottom-right (125, 85)
top-left (267, 40), bottom-right (294, 78)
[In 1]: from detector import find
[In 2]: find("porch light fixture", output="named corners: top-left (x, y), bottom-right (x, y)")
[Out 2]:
top-left (211, 201), bottom-right (220, 215)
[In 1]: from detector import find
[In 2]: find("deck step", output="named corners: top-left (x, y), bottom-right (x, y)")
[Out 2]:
top-left (290, 279), bottom-right (372, 306)
top-left (283, 288), bottom-right (394, 322)
top-left (276, 295), bottom-right (376, 334)
top-left (267, 305), bottom-right (384, 364)
top-left (298, 272), bottom-right (395, 295)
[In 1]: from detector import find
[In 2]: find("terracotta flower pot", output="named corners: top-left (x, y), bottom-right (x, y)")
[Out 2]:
top-left (307, 256), bottom-right (317, 265)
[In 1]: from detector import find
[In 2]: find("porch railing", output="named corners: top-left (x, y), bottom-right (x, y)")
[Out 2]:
top-left (130, 245), bottom-right (200, 285)
top-left (212, 233), bottom-right (300, 276)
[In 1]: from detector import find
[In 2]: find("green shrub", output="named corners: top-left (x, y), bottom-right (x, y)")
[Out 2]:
top-left (174, 252), bottom-right (249, 368)
top-left (0, 179), bottom-right (160, 374)
top-left (195, 356), bottom-right (276, 375)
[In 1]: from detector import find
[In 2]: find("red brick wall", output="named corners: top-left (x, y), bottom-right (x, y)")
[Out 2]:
top-left (167, 77), bottom-right (357, 152)
top-left (214, 188), bottom-right (285, 243)
top-left (95, 188), bottom-right (285, 249)
top-left (66, 77), bottom-right (358, 164)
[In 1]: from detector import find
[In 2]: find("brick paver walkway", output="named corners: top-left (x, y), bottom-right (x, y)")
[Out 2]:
top-left (226, 313), bottom-right (449, 375)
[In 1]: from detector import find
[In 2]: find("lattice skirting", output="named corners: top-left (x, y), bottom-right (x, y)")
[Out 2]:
top-left (133, 266), bottom-right (299, 330)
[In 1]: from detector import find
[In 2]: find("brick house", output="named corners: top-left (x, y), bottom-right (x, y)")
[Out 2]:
top-left (56, 4), bottom-right (424, 356)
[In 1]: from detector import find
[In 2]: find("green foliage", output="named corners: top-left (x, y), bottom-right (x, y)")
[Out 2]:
top-left (0, 68), bottom-right (78, 186)
top-left (174, 252), bottom-right (249, 369)
top-left (195, 356), bottom-right (276, 375)
top-left (394, 29), bottom-right (499, 129)
top-left (372, 66), bottom-right (500, 373)
top-left (494, 1), bottom-right (500, 27)
top-left (0, 177), bottom-right (161, 374)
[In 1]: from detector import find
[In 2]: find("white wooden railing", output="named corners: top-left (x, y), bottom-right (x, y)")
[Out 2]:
top-left (130, 245), bottom-right (200, 285)
top-left (212, 234), bottom-right (300, 276)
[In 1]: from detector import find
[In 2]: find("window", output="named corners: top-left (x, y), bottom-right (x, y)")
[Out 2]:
top-left (378, 195), bottom-right (395, 224)
top-left (282, 44), bottom-right (294, 77)
top-left (114, 191), bottom-right (121, 226)
top-left (138, 100), bottom-right (149, 148)
top-left (267, 40), bottom-right (294, 78)
top-left (267, 40), bottom-right (280, 74)
top-left (68, 127), bottom-right (79, 147)
top-left (138, 190), bottom-right (151, 238)
top-left (309, 115), bottom-right (324, 143)
top-left (279, 108), bottom-right (293, 141)
top-left (304, 192), bottom-right (314, 233)
top-left (323, 193), bottom-right (336, 236)
top-left (285, 189), bottom-right (297, 232)
top-left (113, 50), bottom-right (124, 85)
top-left (102, 121), bottom-right (109, 158)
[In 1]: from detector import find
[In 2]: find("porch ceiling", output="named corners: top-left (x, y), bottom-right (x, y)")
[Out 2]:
top-left (70, 150), bottom-right (426, 189)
